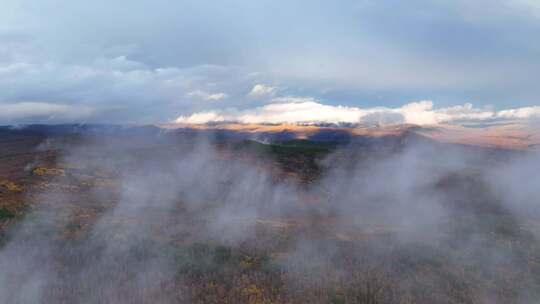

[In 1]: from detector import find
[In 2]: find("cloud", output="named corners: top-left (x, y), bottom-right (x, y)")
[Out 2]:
top-left (0, 102), bottom-right (95, 122)
top-left (187, 90), bottom-right (228, 101)
top-left (177, 111), bottom-right (227, 124)
top-left (175, 98), bottom-right (540, 126)
top-left (508, 0), bottom-right (540, 18)
top-left (247, 84), bottom-right (276, 99)
top-left (0, 59), bottom-right (250, 123)
top-left (496, 106), bottom-right (540, 119)
top-left (1, 0), bottom-right (540, 123)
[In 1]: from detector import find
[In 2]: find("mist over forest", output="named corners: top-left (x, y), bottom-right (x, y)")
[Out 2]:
top-left (0, 125), bottom-right (539, 303)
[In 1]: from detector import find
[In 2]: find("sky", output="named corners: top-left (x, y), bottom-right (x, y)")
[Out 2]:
top-left (1, 0), bottom-right (539, 125)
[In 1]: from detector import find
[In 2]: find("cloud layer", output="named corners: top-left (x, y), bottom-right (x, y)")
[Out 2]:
top-left (0, 60), bottom-right (254, 123)
top-left (175, 98), bottom-right (540, 125)
top-left (1, 0), bottom-right (539, 124)
top-left (0, 102), bottom-right (95, 123)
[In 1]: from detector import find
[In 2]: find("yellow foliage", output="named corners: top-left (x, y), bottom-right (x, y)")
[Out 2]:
top-left (32, 167), bottom-right (65, 176)
top-left (242, 284), bottom-right (263, 297)
top-left (241, 255), bottom-right (254, 268)
top-left (0, 180), bottom-right (23, 192)
top-left (238, 282), bottom-right (277, 304)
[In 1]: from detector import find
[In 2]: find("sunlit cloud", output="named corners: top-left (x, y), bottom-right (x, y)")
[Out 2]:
top-left (175, 98), bottom-right (540, 126)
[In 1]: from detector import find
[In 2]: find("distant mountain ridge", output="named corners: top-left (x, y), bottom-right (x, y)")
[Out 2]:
top-left (1, 122), bottom-right (539, 151)
top-left (162, 122), bottom-right (540, 151)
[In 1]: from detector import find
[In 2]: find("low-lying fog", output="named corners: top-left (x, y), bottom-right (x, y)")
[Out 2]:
top-left (1, 132), bottom-right (539, 303)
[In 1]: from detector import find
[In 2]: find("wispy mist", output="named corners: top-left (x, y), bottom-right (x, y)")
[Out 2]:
top-left (1, 131), bottom-right (539, 303)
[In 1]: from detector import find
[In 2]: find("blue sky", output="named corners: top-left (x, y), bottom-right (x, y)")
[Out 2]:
top-left (0, 0), bottom-right (539, 124)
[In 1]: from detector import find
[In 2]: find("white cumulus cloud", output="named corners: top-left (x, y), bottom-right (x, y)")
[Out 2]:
top-left (174, 98), bottom-right (540, 126)
top-left (496, 106), bottom-right (540, 119)
top-left (247, 84), bottom-right (276, 99)
top-left (187, 90), bottom-right (228, 101)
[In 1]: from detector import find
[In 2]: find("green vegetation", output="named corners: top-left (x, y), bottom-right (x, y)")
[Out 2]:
top-left (0, 206), bottom-right (15, 220)
top-left (236, 139), bottom-right (338, 182)
top-left (240, 139), bottom-right (337, 157)
top-left (173, 243), bottom-right (277, 276)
